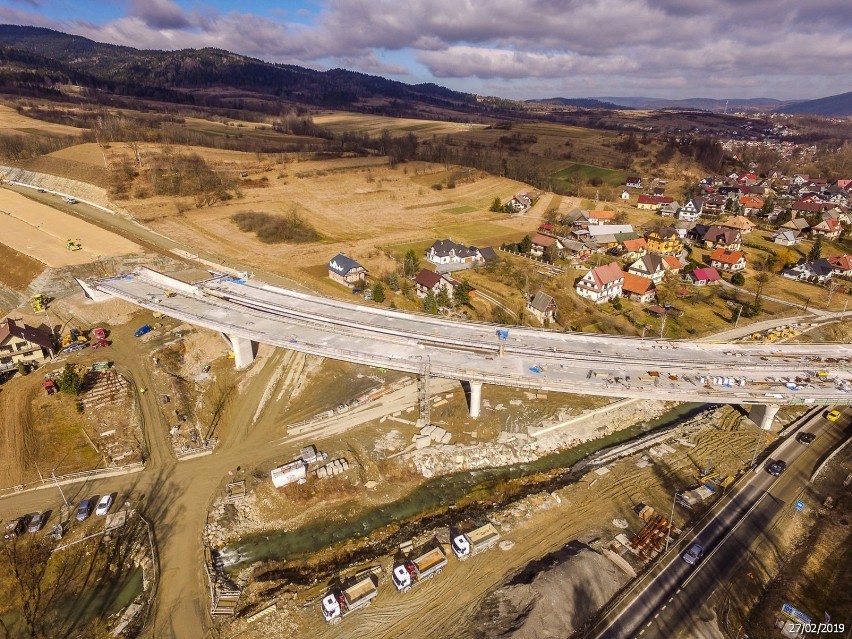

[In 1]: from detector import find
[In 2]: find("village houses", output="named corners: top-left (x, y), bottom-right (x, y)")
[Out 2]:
top-left (327, 253), bottom-right (368, 289)
top-left (0, 318), bottom-right (54, 373)
top-left (575, 262), bottom-right (624, 303)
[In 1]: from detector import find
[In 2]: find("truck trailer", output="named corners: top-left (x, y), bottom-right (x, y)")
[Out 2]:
top-left (392, 545), bottom-right (448, 592)
top-left (321, 575), bottom-right (378, 624)
top-left (451, 523), bottom-right (500, 560)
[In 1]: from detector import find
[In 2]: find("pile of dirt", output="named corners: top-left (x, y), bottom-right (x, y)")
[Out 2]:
top-left (468, 541), bottom-right (628, 639)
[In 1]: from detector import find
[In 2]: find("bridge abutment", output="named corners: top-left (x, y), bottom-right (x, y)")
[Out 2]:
top-left (225, 334), bottom-right (256, 369)
top-left (749, 404), bottom-right (780, 430)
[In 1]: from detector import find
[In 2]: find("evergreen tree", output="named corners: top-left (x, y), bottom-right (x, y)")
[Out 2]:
top-left (403, 249), bottom-right (420, 277)
top-left (436, 287), bottom-right (451, 308)
top-left (489, 197), bottom-right (503, 212)
top-left (808, 236), bottom-right (823, 261)
top-left (387, 272), bottom-right (400, 291)
top-left (371, 283), bottom-right (385, 303)
top-left (519, 234), bottom-right (533, 254)
top-left (58, 363), bottom-right (84, 395)
top-left (422, 290), bottom-right (438, 314)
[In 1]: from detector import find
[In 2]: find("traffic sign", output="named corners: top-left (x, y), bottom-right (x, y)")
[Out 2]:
top-left (781, 603), bottom-right (812, 624)
top-left (795, 500), bottom-right (805, 512)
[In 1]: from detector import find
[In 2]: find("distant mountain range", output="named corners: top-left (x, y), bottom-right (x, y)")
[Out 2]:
top-left (530, 93), bottom-right (852, 116)
top-left (0, 24), bottom-right (849, 119)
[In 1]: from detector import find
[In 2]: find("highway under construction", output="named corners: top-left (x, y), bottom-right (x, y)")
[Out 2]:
top-left (84, 267), bottom-right (852, 425)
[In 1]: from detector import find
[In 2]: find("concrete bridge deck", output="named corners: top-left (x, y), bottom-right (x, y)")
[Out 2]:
top-left (87, 267), bottom-right (852, 410)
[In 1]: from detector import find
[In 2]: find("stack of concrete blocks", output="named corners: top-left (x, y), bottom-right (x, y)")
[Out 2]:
top-left (413, 424), bottom-right (453, 449)
top-left (314, 458), bottom-right (349, 479)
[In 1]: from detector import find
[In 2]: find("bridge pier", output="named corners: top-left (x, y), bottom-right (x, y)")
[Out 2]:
top-left (749, 404), bottom-right (780, 430)
top-left (468, 381), bottom-right (483, 419)
top-left (225, 334), bottom-right (256, 369)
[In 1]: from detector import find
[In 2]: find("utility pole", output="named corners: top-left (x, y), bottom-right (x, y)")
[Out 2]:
top-left (734, 303), bottom-right (743, 328)
top-left (665, 488), bottom-right (678, 552)
top-left (660, 312), bottom-right (667, 339)
top-left (749, 430), bottom-right (763, 468)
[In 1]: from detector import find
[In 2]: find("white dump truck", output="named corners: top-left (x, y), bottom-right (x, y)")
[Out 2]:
top-left (451, 523), bottom-right (501, 560)
top-left (392, 545), bottom-right (448, 592)
top-left (321, 574), bottom-right (379, 624)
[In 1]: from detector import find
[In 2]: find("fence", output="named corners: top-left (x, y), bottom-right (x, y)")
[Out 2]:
top-left (0, 461), bottom-right (145, 499)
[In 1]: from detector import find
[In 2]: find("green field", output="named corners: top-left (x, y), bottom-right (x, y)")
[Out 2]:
top-left (551, 163), bottom-right (628, 189)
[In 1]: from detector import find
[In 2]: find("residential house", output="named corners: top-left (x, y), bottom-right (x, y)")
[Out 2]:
top-left (530, 233), bottom-right (564, 257)
top-left (710, 248), bottom-right (747, 272)
top-left (479, 246), bottom-right (498, 263)
top-left (413, 269), bottom-right (459, 299)
top-left (426, 239), bottom-right (483, 266)
top-left (626, 176), bottom-right (642, 188)
top-left (717, 186), bottom-right (742, 199)
top-left (781, 217), bottom-right (811, 234)
top-left (828, 255), bottom-right (852, 278)
top-left (676, 198), bottom-right (705, 222)
top-left (628, 253), bottom-right (667, 284)
top-left (561, 239), bottom-right (593, 261)
top-left (637, 195), bottom-right (674, 210)
top-left (791, 200), bottom-right (835, 217)
top-left (587, 210), bottom-right (617, 226)
top-left (685, 267), bottom-right (721, 286)
top-left (508, 193), bottom-right (532, 212)
top-left (575, 262), bottom-right (624, 303)
top-left (652, 187), bottom-right (666, 196)
top-left (527, 291), bottom-right (558, 323)
top-left (645, 227), bottom-right (682, 255)
top-left (703, 194), bottom-right (728, 214)
top-left (562, 208), bottom-right (589, 228)
top-left (621, 190), bottom-right (630, 201)
top-left (621, 237), bottom-right (648, 262)
top-left (810, 218), bottom-right (843, 240)
top-left (659, 201), bottom-right (681, 218)
top-left (738, 195), bottom-right (765, 216)
top-left (773, 229), bottom-right (801, 246)
top-left (702, 226), bottom-right (742, 250)
top-left (662, 255), bottom-right (685, 275)
top-left (719, 215), bottom-right (756, 235)
top-left (622, 273), bottom-right (656, 304)
top-left (328, 253), bottom-right (368, 288)
top-left (0, 318), bottom-right (54, 373)
top-left (782, 258), bottom-right (834, 283)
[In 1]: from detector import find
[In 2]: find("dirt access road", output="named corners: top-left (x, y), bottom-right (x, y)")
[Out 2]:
top-left (0, 336), bottom-right (448, 639)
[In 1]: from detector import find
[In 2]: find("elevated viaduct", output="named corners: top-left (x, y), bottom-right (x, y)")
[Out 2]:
top-left (82, 267), bottom-right (852, 429)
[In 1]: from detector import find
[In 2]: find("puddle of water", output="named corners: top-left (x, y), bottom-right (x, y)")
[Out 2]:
top-left (226, 403), bottom-right (708, 570)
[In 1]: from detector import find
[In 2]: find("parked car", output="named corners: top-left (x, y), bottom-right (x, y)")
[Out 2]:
top-left (92, 327), bottom-right (107, 341)
top-left (27, 512), bottom-right (46, 533)
top-left (796, 432), bottom-right (816, 445)
top-left (767, 460), bottom-right (787, 476)
top-left (4, 516), bottom-right (29, 540)
top-left (825, 409), bottom-right (842, 422)
top-left (91, 340), bottom-right (110, 349)
top-left (134, 325), bottom-right (152, 338)
top-left (62, 342), bottom-right (88, 354)
top-left (682, 543), bottom-right (704, 565)
top-left (76, 498), bottom-right (94, 521)
top-left (95, 494), bottom-right (114, 516)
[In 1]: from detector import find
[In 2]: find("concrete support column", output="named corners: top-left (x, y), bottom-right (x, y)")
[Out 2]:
top-left (469, 381), bottom-right (483, 419)
top-left (226, 334), bottom-right (256, 369)
top-left (749, 404), bottom-right (780, 430)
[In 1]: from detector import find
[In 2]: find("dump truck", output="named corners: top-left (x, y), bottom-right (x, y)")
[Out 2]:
top-left (451, 523), bottom-right (500, 560)
top-left (392, 545), bottom-right (448, 592)
top-left (321, 574), bottom-right (378, 624)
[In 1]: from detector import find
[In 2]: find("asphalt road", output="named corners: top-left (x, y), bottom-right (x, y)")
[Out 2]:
top-left (593, 409), bottom-right (848, 639)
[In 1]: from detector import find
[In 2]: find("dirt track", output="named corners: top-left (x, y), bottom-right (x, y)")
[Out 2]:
top-left (0, 188), bottom-right (141, 265)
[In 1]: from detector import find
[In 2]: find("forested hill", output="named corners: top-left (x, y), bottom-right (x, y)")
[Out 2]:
top-left (0, 25), bottom-right (478, 115)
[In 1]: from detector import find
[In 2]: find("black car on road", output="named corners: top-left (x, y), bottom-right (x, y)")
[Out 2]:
top-left (796, 432), bottom-right (816, 445)
top-left (767, 459), bottom-right (787, 476)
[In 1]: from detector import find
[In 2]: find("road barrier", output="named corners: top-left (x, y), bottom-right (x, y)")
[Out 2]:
top-left (0, 461), bottom-right (145, 499)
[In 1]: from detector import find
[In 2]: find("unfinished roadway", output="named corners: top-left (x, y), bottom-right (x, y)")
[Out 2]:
top-left (86, 267), bottom-right (852, 425)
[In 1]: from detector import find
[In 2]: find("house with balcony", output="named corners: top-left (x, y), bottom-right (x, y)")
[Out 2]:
top-left (0, 318), bottom-right (54, 373)
top-left (575, 262), bottom-right (624, 303)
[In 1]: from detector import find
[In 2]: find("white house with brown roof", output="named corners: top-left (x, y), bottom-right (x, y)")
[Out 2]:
top-left (628, 253), bottom-right (667, 284)
top-left (0, 318), bottom-right (54, 372)
top-left (529, 233), bottom-right (564, 257)
top-left (527, 291), bottom-right (558, 323)
top-left (621, 273), bottom-right (656, 304)
top-left (710, 248), bottom-right (747, 272)
top-left (719, 215), bottom-right (757, 235)
top-left (575, 262), bottom-right (624, 303)
top-left (587, 210), bottom-right (617, 226)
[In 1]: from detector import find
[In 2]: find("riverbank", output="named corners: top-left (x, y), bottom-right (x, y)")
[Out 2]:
top-left (216, 404), bottom-right (808, 639)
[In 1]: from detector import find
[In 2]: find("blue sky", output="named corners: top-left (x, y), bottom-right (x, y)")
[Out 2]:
top-left (1, 0), bottom-right (850, 100)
